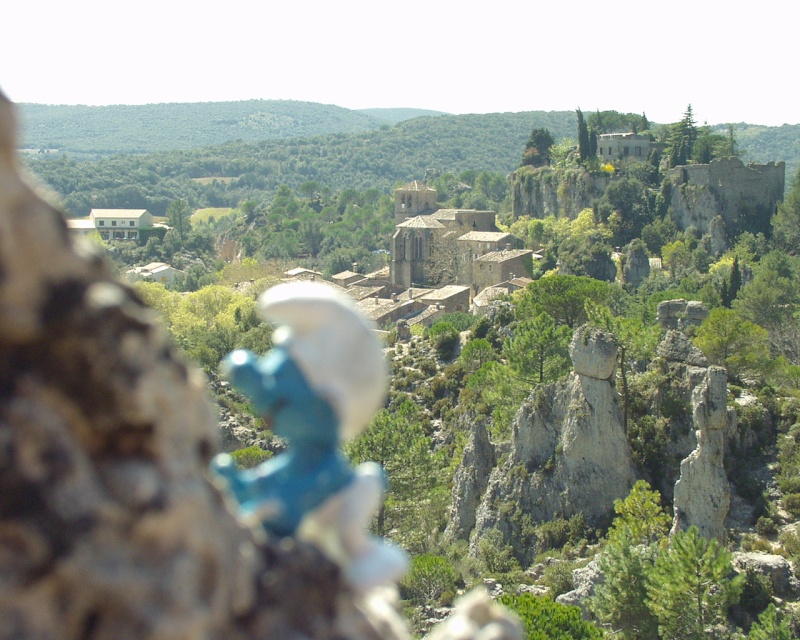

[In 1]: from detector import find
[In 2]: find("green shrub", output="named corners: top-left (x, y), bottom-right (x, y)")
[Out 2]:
top-left (778, 529), bottom-right (800, 561)
top-left (540, 561), bottom-right (575, 599)
top-left (476, 528), bottom-right (520, 575)
top-left (400, 554), bottom-right (460, 606)
top-left (427, 321), bottom-right (460, 359)
top-left (783, 493), bottom-right (800, 518)
top-left (498, 593), bottom-right (604, 639)
top-left (739, 568), bottom-right (773, 619)
top-left (229, 445), bottom-right (272, 469)
top-left (439, 311), bottom-right (476, 332)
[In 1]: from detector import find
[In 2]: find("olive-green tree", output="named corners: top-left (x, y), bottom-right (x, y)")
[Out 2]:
top-left (747, 604), bottom-right (793, 640)
top-left (646, 526), bottom-right (743, 640)
top-left (591, 481), bottom-right (670, 640)
top-left (504, 312), bottom-right (571, 384)
top-left (693, 307), bottom-right (771, 382)
top-left (166, 198), bottom-right (192, 246)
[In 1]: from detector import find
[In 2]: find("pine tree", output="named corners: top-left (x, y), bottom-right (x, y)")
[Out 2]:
top-left (592, 527), bottom-right (660, 640)
top-left (666, 105), bottom-right (697, 168)
top-left (748, 604), bottom-right (793, 640)
top-left (729, 255), bottom-right (742, 302)
top-left (646, 526), bottom-right (743, 640)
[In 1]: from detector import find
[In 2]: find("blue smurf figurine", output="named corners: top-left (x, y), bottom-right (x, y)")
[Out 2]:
top-left (211, 281), bottom-right (408, 592)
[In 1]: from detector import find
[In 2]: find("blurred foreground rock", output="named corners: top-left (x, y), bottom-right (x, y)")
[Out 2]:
top-left (0, 93), bottom-right (520, 639)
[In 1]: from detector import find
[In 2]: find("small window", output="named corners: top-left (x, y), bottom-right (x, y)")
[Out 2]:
top-left (98, 220), bottom-right (105, 226)
top-left (111, 221), bottom-right (117, 227)
top-left (635, 146), bottom-right (642, 156)
top-left (623, 147), bottom-right (630, 156)
top-left (599, 148), bottom-right (604, 155)
top-left (129, 221), bottom-right (135, 226)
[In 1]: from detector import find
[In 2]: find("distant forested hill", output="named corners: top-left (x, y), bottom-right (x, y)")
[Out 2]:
top-left (717, 123), bottom-right (800, 171)
top-left (16, 100), bottom-right (392, 157)
top-left (20, 104), bottom-right (798, 218)
top-left (356, 108), bottom-right (448, 124)
top-left (24, 111), bottom-right (578, 216)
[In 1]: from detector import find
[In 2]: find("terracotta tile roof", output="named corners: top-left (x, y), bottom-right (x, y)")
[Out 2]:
top-left (420, 285), bottom-right (470, 301)
top-left (397, 180), bottom-right (436, 192)
top-left (474, 249), bottom-right (534, 263)
top-left (397, 216), bottom-right (445, 229)
top-left (457, 231), bottom-right (512, 243)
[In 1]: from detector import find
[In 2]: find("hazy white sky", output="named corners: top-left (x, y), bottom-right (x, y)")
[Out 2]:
top-left (2, 0), bottom-right (797, 126)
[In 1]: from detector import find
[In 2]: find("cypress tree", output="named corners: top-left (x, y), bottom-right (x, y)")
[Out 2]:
top-left (577, 108), bottom-right (591, 162)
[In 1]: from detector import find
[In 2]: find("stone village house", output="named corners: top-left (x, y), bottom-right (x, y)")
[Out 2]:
top-left (389, 181), bottom-right (535, 292)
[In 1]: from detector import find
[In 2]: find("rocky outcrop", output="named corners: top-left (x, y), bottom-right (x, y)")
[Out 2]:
top-left (465, 326), bottom-right (635, 564)
top-left (671, 366), bottom-right (733, 541)
top-left (0, 93), bottom-right (520, 640)
top-left (656, 299), bottom-right (709, 332)
top-left (622, 242), bottom-right (650, 289)
top-left (555, 559), bottom-right (603, 617)
top-left (510, 166), bottom-right (609, 220)
top-left (657, 329), bottom-right (709, 368)
top-left (732, 552), bottom-right (800, 598)
top-left (444, 417), bottom-right (496, 542)
top-left (666, 157), bottom-right (784, 239)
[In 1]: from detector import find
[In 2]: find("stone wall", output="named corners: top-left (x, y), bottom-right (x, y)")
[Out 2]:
top-left (667, 157), bottom-right (785, 238)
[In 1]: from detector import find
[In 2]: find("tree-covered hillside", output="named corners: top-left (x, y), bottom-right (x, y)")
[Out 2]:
top-left (24, 111), bottom-right (577, 216)
top-left (356, 107), bottom-right (448, 124)
top-left (16, 100), bottom-right (389, 157)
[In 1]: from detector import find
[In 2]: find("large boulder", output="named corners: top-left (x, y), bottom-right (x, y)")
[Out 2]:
top-left (570, 325), bottom-right (618, 380)
top-left (657, 330), bottom-right (709, 367)
top-left (732, 552), bottom-right (800, 598)
top-left (656, 299), bottom-right (709, 332)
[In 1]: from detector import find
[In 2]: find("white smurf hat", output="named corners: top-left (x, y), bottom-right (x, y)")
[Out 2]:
top-left (258, 281), bottom-right (388, 439)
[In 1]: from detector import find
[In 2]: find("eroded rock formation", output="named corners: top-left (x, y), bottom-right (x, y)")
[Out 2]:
top-left (670, 366), bottom-right (733, 541)
top-left (462, 326), bottom-right (635, 564)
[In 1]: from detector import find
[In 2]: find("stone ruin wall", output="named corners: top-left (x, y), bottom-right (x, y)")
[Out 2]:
top-left (668, 157), bottom-right (785, 236)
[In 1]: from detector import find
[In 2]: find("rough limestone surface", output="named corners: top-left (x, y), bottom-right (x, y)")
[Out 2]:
top-left (569, 325), bottom-right (618, 380)
top-left (622, 243), bottom-right (650, 289)
top-left (671, 366), bottom-right (731, 541)
top-left (444, 416), bottom-right (496, 543)
top-left (469, 326), bottom-right (635, 564)
top-left (510, 166), bottom-right (609, 220)
top-left (656, 299), bottom-right (709, 332)
top-left (555, 559), bottom-right (603, 618)
top-left (732, 552), bottom-right (800, 598)
top-left (0, 93), bottom-right (519, 640)
top-left (656, 329), bottom-right (709, 368)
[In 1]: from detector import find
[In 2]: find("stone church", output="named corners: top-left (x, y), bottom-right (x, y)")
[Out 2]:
top-left (390, 181), bottom-right (534, 290)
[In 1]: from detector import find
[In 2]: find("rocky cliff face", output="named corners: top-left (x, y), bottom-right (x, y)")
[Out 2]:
top-left (511, 166), bottom-right (609, 220)
top-left (444, 415), bottom-right (496, 543)
top-left (456, 326), bottom-right (636, 563)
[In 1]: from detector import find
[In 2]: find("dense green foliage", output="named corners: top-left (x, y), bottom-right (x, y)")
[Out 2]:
top-left (647, 527), bottom-right (743, 639)
top-left (24, 111), bottom-right (575, 216)
top-left (498, 594), bottom-right (604, 640)
top-left (400, 554), bottom-right (460, 606)
top-left (17, 100), bottom-right (391, 156)
top-left (229, 446), bottom-right (272, 469)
